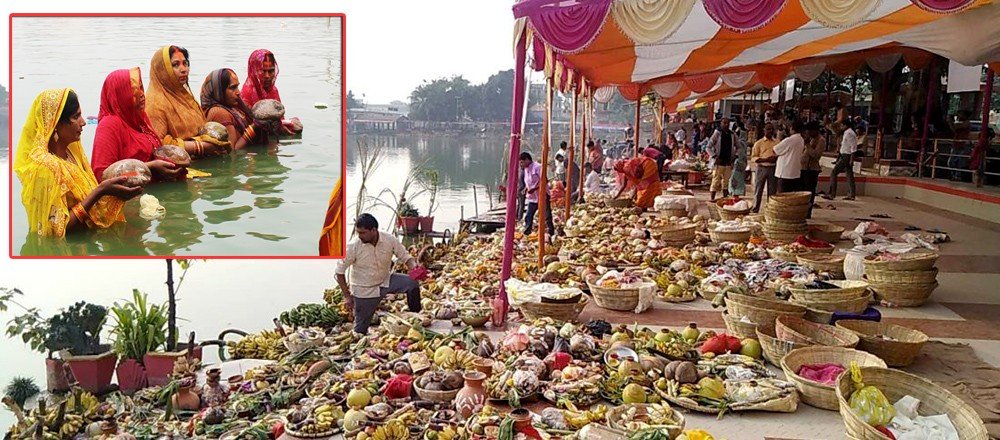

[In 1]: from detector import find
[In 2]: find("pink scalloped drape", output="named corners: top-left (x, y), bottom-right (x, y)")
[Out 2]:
top-left (909, 0), bottom-right (975, 13)
top-left (518, 0), bottom-right (613, 54)
top-left (703, 0), bottom-right (786, 33)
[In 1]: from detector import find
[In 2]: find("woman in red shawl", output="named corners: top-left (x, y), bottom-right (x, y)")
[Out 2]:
top-left (614, 156), bottom-right (662, 211)
top-left (241, 49), bottom-right (300, 135)
top-left (91, 67), bottom-right (185, 182)
top-left (201, 68), bottom-right (266, 150)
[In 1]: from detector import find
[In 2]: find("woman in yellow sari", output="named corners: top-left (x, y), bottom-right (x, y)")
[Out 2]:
top-left (614, 156), bottom-right (662, 211)
top-left (14, 88), bottom-right (142, 237)
top-left (145, 45), bottom-right (230, 157)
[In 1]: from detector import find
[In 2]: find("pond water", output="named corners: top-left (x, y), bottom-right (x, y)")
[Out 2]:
top-left (9, 16), bottom-right (342, 256)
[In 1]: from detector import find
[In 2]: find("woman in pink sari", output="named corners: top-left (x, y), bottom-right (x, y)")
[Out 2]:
top-left (241, 49), bottom-right (300, 135)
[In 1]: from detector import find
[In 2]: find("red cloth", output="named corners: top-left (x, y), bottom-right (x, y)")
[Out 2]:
top-left (382, 374), bottom-right (414, 399)
top-left (797, 363), bottom-right (846, 385)
top-left (91, 68), bottom-right (162, 180)
top-left (643, 146), bottom-right (663, 160)
top-left (550, 352), bottom-right (571, 371)
top-left (241, 49), bottom-right (281, 108)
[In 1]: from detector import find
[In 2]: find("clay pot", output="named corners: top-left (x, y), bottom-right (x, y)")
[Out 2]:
top-left (201, 368), bottom-right (228, 407)
top-left (64, 349), bottom-right (118, 394)
top-left (509, 408), bottom-right (533, 430)
top-left (226, 375), bottom-right (244, 393)
top-left (455, 371), bottom-right (487, 420)
top-left (473, 358), bottom-right (493, 377)
top-left (171, 385), bottom-right (201, 411)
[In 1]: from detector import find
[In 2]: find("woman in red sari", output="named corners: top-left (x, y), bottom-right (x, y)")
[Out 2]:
top-left (91, 67), bottom-right (185, 182)
top-left (241, 49), bottom-right (300, 135)
top-left (201, 68), bottom-right (267, 150)
top-left (614, 156), bottom-right (662, 211)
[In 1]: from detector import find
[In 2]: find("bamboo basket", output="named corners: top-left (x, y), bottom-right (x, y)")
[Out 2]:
top-left (725, 293), bottom-right (807, 327)
top-left (780, 347), bottom-right (886, 411)
top-left (660, 207), bottom-right (690, 218)
top-left (606, 404), bottom-right (685, 438)
top-left (864, 267), bottom-right (938, 284)
top-left (717, 200), bottom-right (751, 220)
top-left (765, 204), bottom-right (810, 222)
top-left (834, 320), bottom-right (929, 367)
top-left (654, 223), bottom-right (698, 244)
top-left (803, 306), bottom-right (834, 325)
top-left (764, 231), bottom-right (805, 243)
top-left (808, 224), bottom-right (845, 243)
top-left (790, 293), bottom-right (872, 314)
top-left (869, 282), bottom-right (939, 307)
top-left (722, 312), bottom-right (759, 340)
top-left (710, 228), bottom-right (751, 244)
top-left (587, 282), bottom-right (640, 312)
top-left (797, 254), bottom-right (846, 278)
top-left (726, 292), bottom-right (806, 313)
top-left (775, 316), bottom-right (859, 348)
top-left (788, 280), bottom-right (869, 302)
top-left (769, 191), bottom-right (812, 206)
top-left (413, 383), bottom-right (460, 403)
top-left (768, 248), bottom-right (807, 263)
top-left (863, 251), bottom-right (938, 271)
top-left (520, 296), bottom-right (589, 323)
top-left (707, 203), bottom-right (721, 221)
top-left (756, 324), bottom-right (807, 367)
top-left (607, 198), bottom-right (634, 208)
top-left (836, 367), bottom-right (989, 440)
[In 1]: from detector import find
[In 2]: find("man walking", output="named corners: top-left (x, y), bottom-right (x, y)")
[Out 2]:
top-left (825, 119), bottom-right (858, 200)
top-left (707, 117), bottom-right (736, 201)
top-left (335, 214), bottom-right (422, 335)
top-left (520, 152), bottom-right (555, 237)
top-left (750, 123), bottom-right (779, 212)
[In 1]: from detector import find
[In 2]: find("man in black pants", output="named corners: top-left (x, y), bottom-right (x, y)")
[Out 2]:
top-left (825, 119), bottom-right (858, 200)
top-left (520, 152), bottom-right (555, 237)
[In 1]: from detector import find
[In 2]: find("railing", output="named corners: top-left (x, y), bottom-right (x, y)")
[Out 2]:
top-left (880, 135), bottom-right (1000, 185)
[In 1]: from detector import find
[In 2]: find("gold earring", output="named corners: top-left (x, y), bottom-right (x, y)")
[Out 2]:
top-left (53, 132), bottom-right (59, 143)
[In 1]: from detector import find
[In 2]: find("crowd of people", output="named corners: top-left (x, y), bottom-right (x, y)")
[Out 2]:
top-left (15, 46), bottom-right (300, 238)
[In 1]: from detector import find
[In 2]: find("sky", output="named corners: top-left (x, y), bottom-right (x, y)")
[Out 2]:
top-left (0, 1), bottom-right (517, 104)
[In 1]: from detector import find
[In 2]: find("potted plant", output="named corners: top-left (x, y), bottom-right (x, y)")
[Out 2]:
top-left (144, 260), bottom-right (203, 387)
top-left (419, 170), bottom-right (440, 233)
top-left (51, 302), bottom-right (117, 394)
top-left (398, 200), bottom-right (420, 235)
top-left (109, 289), bottom-right (168, 394)
top-left (3, 288), bottom-right (72, 393)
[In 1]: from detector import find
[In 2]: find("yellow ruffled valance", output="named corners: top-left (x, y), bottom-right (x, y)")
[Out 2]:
top-left (612, 0), bottom-right (697, 45)
top-left (800, 0), bottom-right (882, 28)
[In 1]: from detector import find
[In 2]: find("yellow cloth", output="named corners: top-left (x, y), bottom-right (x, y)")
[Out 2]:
top-left (319, 177), bottom-right (345, 257)
top-left (612, 0), bottom-right (696, 44)
top-left (146, 46), bottom-right (205, 145)
top-left (13, 88), bottom-right (124, 237)
top-left (801, 0), bottom-right (880, 28)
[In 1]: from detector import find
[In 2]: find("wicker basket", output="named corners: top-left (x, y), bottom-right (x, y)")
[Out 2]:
top-left (803, 306), bottom-right (834, 325)
top-left (520, 296), bottom-right (588, 323)
top-left (834, 320), bottom-right (929, 367)
top-left (768, 248), bottom-right (808, 263)
top-left (757, 324), bottom-right (807, 367)
top-left (775, 316), bottom-right (860, 348)
top-left (606, 403), bottom-right (685, 437)
top-left (414, 383), bottom-right (461, 402)
top-left (722, 312), bottom-right (759, 340)
top-left (790, 293), bottom-right (872, 314)
top-left (588, 282), bottom-right (640, 312)
top-left (725, 293), bottom-right (807, 326)
top-left (864, 267), bottom-right (938, 284)
top-left (797, 254), bottom-right (846, 278)
top-left (780, 347), bottom-right (886, 411)
top-left (836, 367), bottom-right (989, 439)
top-left (654, 223), bottom-right (698, 244)
top-left (765, 204), bottom-right (810, 222)
top-left (869, 282), bottom-right (939, 307)
top-left (707, 202), bottom-right (721, 221)
top-left (607, 198), bottom-right (634, 208)
top-left (717, 200), bottom-right (751, 220)
top-left (769, 191), bottom-right (812, 206)
top-left (764, 231), bottom-right (805, 243)
top-left (808, 224), bottom-right (845, 243)
top-left (788, 280), bottom-right (869, 302)
top-left (710, 228), bottom-right (751, 244)
top-left (726, 292), bottom-right (805, 313)
top-left (660, 207), bottom-right (690, 218)
top-left (863, 251), bottom-right (939, 271)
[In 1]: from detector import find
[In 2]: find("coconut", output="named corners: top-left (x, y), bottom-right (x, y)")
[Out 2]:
top-left (153, 144), bottom-right (191, 165)
top-left (198, 121), bottom-right (228, 141)
top-left (101, 159), bottom-right (151, 187)
top-left (251, 99), bottom-right (286, 121)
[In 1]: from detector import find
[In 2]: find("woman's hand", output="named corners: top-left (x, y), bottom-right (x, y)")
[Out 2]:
top-left (96, 176), bottom-right (143, 200)
top-left (192, 135), bottom-right (233, 156)
top-left (147, 159), bottom-right (184, 181)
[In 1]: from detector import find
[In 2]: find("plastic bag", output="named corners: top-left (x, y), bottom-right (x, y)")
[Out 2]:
top-left (844, 250), bottom-right (867, 281)
top-left (153, 144), bottom-right (191, 166)
top-left (847, 362), bottom-right (896, 427)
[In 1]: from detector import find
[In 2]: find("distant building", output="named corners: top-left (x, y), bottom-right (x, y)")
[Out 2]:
top-left (347, 101), bottom-right (411, 132)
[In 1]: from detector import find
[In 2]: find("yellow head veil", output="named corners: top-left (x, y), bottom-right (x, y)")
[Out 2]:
top-left (146, 46), bottom-right (205, 144)
top-left (13, 88), bottom-right (124, 237)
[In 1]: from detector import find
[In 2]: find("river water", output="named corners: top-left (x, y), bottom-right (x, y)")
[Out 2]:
top-left (9, 16), bottom-right (342, 256)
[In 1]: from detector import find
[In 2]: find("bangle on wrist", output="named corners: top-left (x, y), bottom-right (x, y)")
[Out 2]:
top-left (71, 203), bottom-right (93, 228)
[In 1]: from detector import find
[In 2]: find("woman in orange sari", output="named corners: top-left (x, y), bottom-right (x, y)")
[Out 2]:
top-left (318, 177), bottom-right (345, 257)
top-left (614, 156), bottom-right (662, 211)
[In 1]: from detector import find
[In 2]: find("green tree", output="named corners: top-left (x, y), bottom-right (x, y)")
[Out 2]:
top-left (409, 76), bottom-right (471, 122)
top-left (346, 90), bottom-right (364, 109)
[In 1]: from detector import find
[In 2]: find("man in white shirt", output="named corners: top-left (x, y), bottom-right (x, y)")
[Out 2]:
top-left (674, 127), bottom-right (686, 148)
top-left (772, 120), bottom-right (806, 193)
top-left (824, 119), bottom-right (858, 200)
top-left (335, 214), bottom-right (421, 334)
top-left (584, 162), bottom-right (601, 195)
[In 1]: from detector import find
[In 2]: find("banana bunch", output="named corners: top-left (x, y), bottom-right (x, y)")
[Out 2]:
top-left (342, 369), bottom-right (373, 381)
top-left (644, 333), bottom-right (695, 360)
top-left (66, 391), bottom-right (99, 416)
top-left (311, 404), bottom-right (337, 433)
top-left (435, 349), bottom-right (479, 371)
top-left (562, 402), bottom-right (608, 430)
top-left (425, 425), bottom-right (461, 440)
top-left (370, 420), bottom-right (408, 440)
top-left (229, 330), bottom-right (287, 360)
top-left (279, 303), bottom-right (343, 328)
top-left (57, 414), bottom-right (84, 437)
top-left (394, 410), bottom-right (418, 426)
top-left (323, 332), bottom-right (355, 356)
top-left (171, 356), bottom-right (201, 378)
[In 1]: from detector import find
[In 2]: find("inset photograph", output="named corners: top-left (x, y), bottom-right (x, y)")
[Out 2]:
top-left (9, 15), bottom-right (344, 257)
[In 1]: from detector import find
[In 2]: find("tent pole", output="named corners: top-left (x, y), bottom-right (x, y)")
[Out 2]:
top-left (538, 78), bottom-right (553, 268)
top-left (634, 98), bottom-right (642, 155)
top-left (919, 60), bottom-right (938, 177)
top-left (972, 67), bottom-right (995, 187)
top-left (566, 88), bottom-right (578, 218)
top-left (497, 30), bottom-right (529, 325)
top-left (579, 87), bottom-right (589, 199)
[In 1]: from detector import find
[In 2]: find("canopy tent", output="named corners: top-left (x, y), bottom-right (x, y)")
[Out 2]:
top-left (493, 0), bottom-right (1000, 321)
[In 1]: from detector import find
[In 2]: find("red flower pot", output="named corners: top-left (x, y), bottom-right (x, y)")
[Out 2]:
top-left (64, 350), bottom-right (117, 394)
top-left (115, 358), bottom-right (148, 395)
top-left (400, 217), bottom-right (420, 234)
top-left (418, 216), bottom-right (434, 233)
top-left (143, 346), bottom-right (203, 386)
top-left (45, 358), bottom-right (70, 393)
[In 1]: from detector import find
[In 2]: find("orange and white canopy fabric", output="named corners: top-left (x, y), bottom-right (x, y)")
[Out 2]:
top-left (513, 0), bottom-right (1000, 100)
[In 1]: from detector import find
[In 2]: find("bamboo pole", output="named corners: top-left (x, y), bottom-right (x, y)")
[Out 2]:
top-left (538, 78), bottom-right (553, 268)
top-left (579, 87), bottom-right (588, 199)
top-left (634, 98), bottom-right (641, 155)
top-left (566, 88), bottom-right (578, 218)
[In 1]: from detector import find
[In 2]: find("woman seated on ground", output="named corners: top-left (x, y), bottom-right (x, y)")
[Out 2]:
top-left (201, 68), bottom-right (271, 150)
top-left (91, 68), bottom-right (186, 182)
top-left (146, 45), bottom-right (230, 158)
top-left (242, 49), bottom-right (299, 135)
top-left (15, 88), bottom-right (142, 237)
top-left (613, 155), bottom-right (663, 212)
